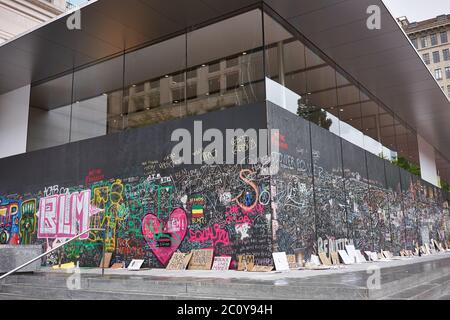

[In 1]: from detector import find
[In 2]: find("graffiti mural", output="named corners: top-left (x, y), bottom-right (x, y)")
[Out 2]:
top-left (0, 199), bottom-right (21, 245)
top-left (0, 103), bottom-right (448, 269)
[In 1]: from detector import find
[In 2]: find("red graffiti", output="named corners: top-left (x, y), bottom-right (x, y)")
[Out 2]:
top-left (117, 238), bottom-right (145, 257)
top-left (85, 169), bottom-right (105, 186)
top-left (272, 131), bottom-right (289, 150)
top-left (189, 224), bottom-right (230, 246)
top-left (225, 204), bottom-right (264, 225)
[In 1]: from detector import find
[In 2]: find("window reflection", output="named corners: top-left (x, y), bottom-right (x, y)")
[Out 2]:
top-left (263, 12), bottom-right (401, 161)
top-left (27, 74), bottom-right (72, 152)
top-left (26, 6), bottom-right (425, 172)
top-left (27, 10), bottom-right (265, 151)
top-left (187, 9), bottom-right (264, 116)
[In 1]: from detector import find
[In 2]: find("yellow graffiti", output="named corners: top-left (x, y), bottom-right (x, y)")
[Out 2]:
top-left (101, 179), bottom-right (124, 252)
top-left (88, 180), bottom-right (125, 252)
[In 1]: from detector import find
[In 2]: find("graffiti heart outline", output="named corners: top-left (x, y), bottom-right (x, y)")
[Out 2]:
top-left (141, 207), bottom-right (187, 265)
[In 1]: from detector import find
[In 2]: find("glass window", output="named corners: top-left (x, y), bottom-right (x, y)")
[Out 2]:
top-left (432, 51), bottom-right (440, 63)
top-left (28, 73), bottom-right (73, 152)
top-left (411, 38), bottom-right (418, 49)
top-left (208, 77), bottom-right (221, 94)
top-left (186, 9), bottom-right (264, 116)
top-left (124, 34), bottom-right (187, 129)
top-left (443, 49), bottom-right (450, 61)
top-left (71, 56), bottom-right (123, 141)
top-left (423, 53), bottom-right (430, 65)
top-left (431, 33), bottom-right (438, 46)
top-left (421, 36), bottom-right (428, 48)
top-left (448, 85), bottom-right (450, 96)
top-left (435, 68), bottom-right (443, 80)
top-left (441, 31), bottom-right (448, 43)
top-left (208, 63), bottom-right (221, 73)
top-left (264, 12), bottom-right (336, 127)
top-left (446, 67), bottom-right (450, 79)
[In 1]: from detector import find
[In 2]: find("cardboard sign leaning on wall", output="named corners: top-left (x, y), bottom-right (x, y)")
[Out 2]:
top-left (188, 249), bottom-right (214, 270)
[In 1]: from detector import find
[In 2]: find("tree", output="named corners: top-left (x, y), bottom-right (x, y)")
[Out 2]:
top-left (391, 156), bottom-right (421, 176)
top-left (297, 98), bottom-right (332, 130)
top-left (442, 180), bottom-right (450, 193)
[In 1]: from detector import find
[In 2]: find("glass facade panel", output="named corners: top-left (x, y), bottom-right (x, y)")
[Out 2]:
top-left (187, 9), bottom-right (264, 116)
top-left (28, 73), bottom-right (73, 151)
top-left (24, 6), bottom-right (435, 174)
top-left (263, 12), bottom-right (399, 160)
top-left (71, 55), bottom-right (124, 141)
top-left (124, 34), bottom-right (187, 129)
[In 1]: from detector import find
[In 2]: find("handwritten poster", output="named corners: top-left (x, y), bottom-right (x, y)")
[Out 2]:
top-left (212, 256), bottom-right (232, 271)
top-left (318, 252), bottom-right (332, 266)
top-left (188, 249), bottom-right (214, 270)
top-left (237, 255), bottom-right (255, 271)
top-left (166, 252), bottom-right (190, 270)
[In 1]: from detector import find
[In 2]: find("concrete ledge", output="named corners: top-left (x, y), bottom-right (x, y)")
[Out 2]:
top-left (0, 245), bottom-right (42, 273)
top-left (2, 252), bottom-right (450, 299)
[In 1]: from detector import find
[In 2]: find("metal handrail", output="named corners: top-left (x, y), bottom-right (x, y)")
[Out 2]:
top-left (0, 228), bottom-right (105, 281)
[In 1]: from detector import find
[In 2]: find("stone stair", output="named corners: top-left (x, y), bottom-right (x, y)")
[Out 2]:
top-left (1, 255), bottom-right (450, 300)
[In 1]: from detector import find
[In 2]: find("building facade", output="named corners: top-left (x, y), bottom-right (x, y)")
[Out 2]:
top-left (400, 14), bottom-right (450, 98)
top-left (0, 0), bottom-right (67, 44)
top-left (0, 1), bottom-right (449, 268)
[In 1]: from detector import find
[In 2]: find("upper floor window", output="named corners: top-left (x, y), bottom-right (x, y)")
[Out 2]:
top-left (433, 51), bottom-right (440, 63)
top-left (445, 67), bottom-right (450, 79)
top-left (430, 33), bottom-right (438, 46)
top-left (411, 38), bottom-right (418, 49)
top-left (435, 68), bottom-right (443, 80)
top-left (423, 53), bottom-right (430, 65)
top-left (447, 85), bottom-right (450, 96)
top-left (441, 31), bottom-right (448, 43)
top-left (443, 48), bottom-right (450, 61)
top-left (421, 36), bottom-right (428, 48)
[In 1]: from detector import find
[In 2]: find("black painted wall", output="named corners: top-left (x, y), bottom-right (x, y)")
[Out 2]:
top-left (0, 101), bottom-right (448, 268)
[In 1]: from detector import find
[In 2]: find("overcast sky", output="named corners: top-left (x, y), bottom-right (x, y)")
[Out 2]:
top-left (383, 0), bottom-right (450, 21)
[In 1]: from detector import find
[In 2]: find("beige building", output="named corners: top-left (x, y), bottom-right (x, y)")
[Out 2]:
top-left (399, 14), bottom-right (450, 98)
top-left (0, 0), bottom-right (68, 44)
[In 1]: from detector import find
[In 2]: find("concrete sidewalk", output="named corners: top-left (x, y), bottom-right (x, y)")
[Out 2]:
top-left (1, 252), bottom-right (448, 300)
top-left (38, 252), bottom-right (450, 282)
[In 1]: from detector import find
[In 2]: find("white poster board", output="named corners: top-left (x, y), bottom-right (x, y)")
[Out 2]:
top-left (310, 254), bottom-right (321, 266)
top-left (338, 250), bottom-right (353, 265)
top-left (345, 245), bottom-right (357, 263)
top-left (272, 252), bottom-right (290, 271)
top-left (355, 250), bottom-right (367, 263)
top-left (365, 251), bottom-right (378, 261)
top-left (212, 257), bottom-right (232, 271)
top-left (127, 259), bottom-right (145, 271)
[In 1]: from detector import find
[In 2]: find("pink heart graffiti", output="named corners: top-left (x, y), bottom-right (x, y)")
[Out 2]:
top-left (141, 208), bottom-right (187, 265)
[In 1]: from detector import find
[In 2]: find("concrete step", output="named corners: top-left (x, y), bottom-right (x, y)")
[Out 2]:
top-left (368, 258), bottom-right (450, 299)
top-left (0, 283), bottom-right (234, 300)
top-left (2, 255), bottom-right (450, 300)
top-left (382, 274), bottom-right (450, 300)
top-left (0, 292), bottom-right (40, 300)
top-left (1, 274), bottom-right (368, 300)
